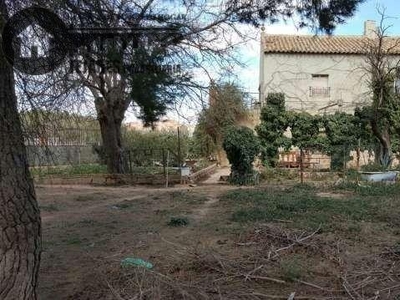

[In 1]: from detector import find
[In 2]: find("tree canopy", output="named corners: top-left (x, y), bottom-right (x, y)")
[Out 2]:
top-left (191, 82), bottom-right (248, 159)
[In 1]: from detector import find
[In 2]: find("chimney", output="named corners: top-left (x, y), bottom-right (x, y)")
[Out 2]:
top-left (364, 20), bottom-right (377, 38)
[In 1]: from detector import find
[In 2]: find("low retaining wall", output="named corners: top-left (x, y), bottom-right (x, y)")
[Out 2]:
top-left (33, 164), bottom-right (218, 186)
top-left (190, 164), bottom-right (217, 183)
top-left (33, 173), bottom-right (181, 185)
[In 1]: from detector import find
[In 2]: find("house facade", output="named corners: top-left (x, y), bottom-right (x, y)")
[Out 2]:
top-left (259, 21), bottom-right (400, 114)
top-left (258, 21), bottom-right (400, 169)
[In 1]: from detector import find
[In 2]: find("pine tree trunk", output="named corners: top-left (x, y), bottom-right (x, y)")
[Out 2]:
top-left (0, 5), bottom-right (42, 298)
top-left (96, 98), bottom-right (126, 174)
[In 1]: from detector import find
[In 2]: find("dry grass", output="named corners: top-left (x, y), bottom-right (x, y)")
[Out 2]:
top-left (37, 183), bottom-right (400, 299)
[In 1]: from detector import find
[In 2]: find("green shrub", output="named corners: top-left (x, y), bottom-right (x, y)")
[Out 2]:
top-left (168, 216), bottom-right (189, 227)
top-left (259, 167), bottom-right (298, 181)
top-left (122, 129), bottom-right (191, 166)
top-left (343, 168), bottom-right (359, 180)
top-left (361, 162), bottom-right (388, 172)
top-left (223, 126), bottom-right (260, 185)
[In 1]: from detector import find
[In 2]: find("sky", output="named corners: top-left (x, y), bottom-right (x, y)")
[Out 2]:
top-left (335, 0), bottom-right (400, 35)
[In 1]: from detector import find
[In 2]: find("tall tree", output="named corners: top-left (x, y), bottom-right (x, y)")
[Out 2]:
top-left (192, 81), bottom-right (248, 164)
top-left (63, 2), bottom-right (186, 173)
top-left (363, 12), bottom-right (400, 168)
top-left (0, 1), bottom-right (41, 299)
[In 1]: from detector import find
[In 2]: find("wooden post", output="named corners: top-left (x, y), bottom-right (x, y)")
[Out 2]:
top-left (128, 150), bottom-right (133, 176)
top-left (356, 139), bottom-right (361, 171)
top-left (300, 148), bottom-right (304, 184)
top-left (177, 127), bottom-right (181, 166)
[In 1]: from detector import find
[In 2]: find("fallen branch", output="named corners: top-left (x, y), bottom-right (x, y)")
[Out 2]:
top-left (268, 225), bottom-right (321, 259)
top-left (352, 276), bottom-right (377, 291)
top-left (376, 283), bottom-right (400, 293)
top-left (295, 279), bottom-right (337, 292)
top-left (342, 276), bottom-right (361, 300)
top-left (244, 264), bottom-right (264, 281)
top-left (106, 280), bottom-right (125, 300)
top-left (246, 275), bottom-right (286, 284)
top-left (243, 292), bottom-right (331, 299)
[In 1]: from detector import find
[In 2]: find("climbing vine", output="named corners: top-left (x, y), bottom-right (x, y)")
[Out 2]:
top-left (255, 93), bottom-right (291, 166)
top-left (257, 94), bottom-right (377, 171)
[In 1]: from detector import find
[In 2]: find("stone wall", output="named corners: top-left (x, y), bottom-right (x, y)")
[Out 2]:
top-left (347, 150), bottom-right (400, 169)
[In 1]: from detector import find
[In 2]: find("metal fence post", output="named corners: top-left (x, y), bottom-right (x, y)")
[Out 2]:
top-left (166, 150), bottom-right (169, 188)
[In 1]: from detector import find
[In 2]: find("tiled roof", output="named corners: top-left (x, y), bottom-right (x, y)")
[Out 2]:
top-left (263, 34), bottom-right (400, 55)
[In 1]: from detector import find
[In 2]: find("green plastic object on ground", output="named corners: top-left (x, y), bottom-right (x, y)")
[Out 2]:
top-left (121, 257), bottom-right (153, 269)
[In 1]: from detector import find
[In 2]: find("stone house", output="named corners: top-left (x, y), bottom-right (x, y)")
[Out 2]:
top-left (258, 21), bottom-right (400, 168)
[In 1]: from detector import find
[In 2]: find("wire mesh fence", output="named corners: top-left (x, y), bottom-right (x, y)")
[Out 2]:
top-left (28, 145), bottom-right (186, 186)
top-left (122, 148), bottom-right (181, 177)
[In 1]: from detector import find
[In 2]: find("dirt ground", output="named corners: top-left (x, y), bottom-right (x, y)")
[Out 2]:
top-left (37, 183), bottom-right (235, 299)
top-left (36, 181), bottom-right (400, 300)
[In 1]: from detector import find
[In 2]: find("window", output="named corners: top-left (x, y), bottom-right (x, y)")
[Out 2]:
top-left (309, 74), bottom-right (330, 97)
top-left (312, 74), bottom-right (329, 81)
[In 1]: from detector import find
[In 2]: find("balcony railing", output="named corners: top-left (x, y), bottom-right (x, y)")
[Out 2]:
top-left (309, 86), bottom-right (330, 97)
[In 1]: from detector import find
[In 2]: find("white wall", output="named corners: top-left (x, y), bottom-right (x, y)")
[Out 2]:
top-left (260, 53), bottom-right (371, 114)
